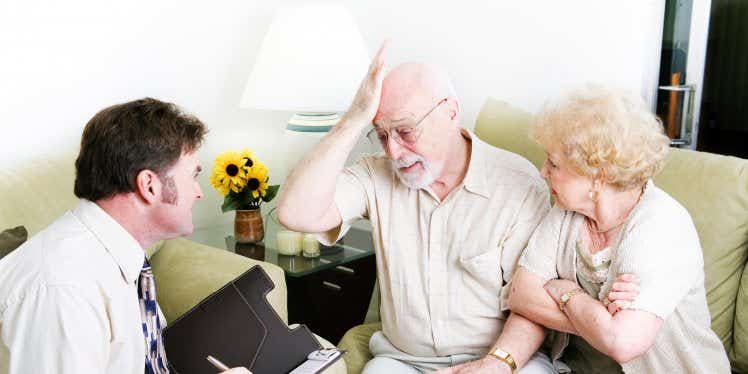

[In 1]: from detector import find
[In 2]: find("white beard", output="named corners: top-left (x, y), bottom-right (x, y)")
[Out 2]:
top-left (392, 153), bottom-right (438, 189)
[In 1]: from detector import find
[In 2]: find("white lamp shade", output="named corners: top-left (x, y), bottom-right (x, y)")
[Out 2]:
top-left (240, 3), bottom-right (370, 113)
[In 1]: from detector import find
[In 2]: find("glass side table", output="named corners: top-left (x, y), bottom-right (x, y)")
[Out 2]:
top-left (186, 210), bottom-right (376, 344)
top-left (187, 211), bottom-right (374, 278)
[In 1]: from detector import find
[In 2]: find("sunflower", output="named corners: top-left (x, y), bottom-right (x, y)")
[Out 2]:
top-left (210, 151), bottom-right (247, 196)
top-left (239, 149), bottom-right (257, 170)
top-left (244, 163), bottom-right (269, 199)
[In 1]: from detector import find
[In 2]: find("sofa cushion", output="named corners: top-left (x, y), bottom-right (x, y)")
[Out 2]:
top-left (653, 148), bottom-right (748, 352)
top-left (733, 264), bottom-right (748, 372)
top-left (0, 153), bottom-right (78, 236)
top-left (0, 226), bottom-right (28, 258)
top-left (473, 98), bottom-right (545, 169)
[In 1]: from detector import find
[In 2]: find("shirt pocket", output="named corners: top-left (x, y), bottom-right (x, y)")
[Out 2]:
top-left (458, 248), bottom-right (503, 318)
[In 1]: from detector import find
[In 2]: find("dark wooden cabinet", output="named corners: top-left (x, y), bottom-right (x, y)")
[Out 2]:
top-left (286, 253), bottom-right (376, 344)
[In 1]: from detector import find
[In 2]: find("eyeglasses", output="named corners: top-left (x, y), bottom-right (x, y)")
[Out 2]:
top-left (366, 98), bottom-right (448, 148)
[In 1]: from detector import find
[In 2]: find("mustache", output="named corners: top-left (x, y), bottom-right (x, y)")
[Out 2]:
top-left (392, 154), bottom-right (425, 169)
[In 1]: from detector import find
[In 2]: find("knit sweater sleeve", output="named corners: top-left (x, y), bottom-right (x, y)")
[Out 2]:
top-left (518, 204), bottom-right (567, 282)
top-left (607, 197), bottom-right (703, 320)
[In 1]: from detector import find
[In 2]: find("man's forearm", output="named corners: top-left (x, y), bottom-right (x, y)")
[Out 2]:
top-left (277, 114), bottom-right (368, 232)
top-left (491, 313), bottom-right (546, 369)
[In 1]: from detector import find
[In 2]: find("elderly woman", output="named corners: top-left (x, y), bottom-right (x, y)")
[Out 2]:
top-left (508, 87), bottom-right (731, 373)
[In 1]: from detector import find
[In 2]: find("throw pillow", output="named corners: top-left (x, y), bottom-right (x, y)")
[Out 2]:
top-left (0, 226), bottom-right (28, 259)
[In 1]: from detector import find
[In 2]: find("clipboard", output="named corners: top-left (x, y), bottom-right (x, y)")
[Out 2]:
top-left (163, 265), bottom-right (342, 374)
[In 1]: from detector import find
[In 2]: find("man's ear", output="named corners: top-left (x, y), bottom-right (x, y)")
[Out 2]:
top-left (134, 169), bottom-right (161, 204)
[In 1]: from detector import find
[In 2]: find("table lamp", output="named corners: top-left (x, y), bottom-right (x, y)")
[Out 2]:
top-left (240, 3), bottom-right (370, 174)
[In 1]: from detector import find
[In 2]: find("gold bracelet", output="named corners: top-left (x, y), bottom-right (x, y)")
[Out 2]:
top-left (487, 347), bottom-right (517, 373)
top-left (559, 288), bottom-right (584, 312)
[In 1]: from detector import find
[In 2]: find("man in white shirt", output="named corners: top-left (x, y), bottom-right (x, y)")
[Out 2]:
top-left (0, 98), bottom-right (249, 374)
top-left (278, 45), bottom-right (555, 373)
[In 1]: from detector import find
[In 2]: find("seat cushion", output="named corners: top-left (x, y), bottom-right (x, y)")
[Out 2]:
top-left (337, 322), bottom-right (381, 374)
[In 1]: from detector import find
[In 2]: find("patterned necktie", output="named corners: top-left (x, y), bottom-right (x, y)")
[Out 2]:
top-left (138, 258), bottom-right (170, 374)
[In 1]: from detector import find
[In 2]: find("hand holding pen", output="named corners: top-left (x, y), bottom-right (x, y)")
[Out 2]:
top-left (207, 355), bottom-right (252, 374)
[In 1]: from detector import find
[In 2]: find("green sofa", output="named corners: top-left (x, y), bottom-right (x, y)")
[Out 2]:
top-left (337, 98), bottom-right (748, 373)
top-left (0, 151), bottom-right (346, 373)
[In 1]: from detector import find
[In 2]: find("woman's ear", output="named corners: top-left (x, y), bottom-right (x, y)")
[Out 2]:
top-left (134, 169), bottom-right (161, 204)
top-left (595, 168), bottom-right (609, 189)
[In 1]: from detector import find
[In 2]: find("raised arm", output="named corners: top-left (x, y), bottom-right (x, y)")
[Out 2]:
top-left (277, 43), bottom-right (387, 233)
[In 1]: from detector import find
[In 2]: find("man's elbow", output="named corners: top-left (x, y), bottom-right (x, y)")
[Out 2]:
top-left (276, 203), bottom-right (303, 232)
top-left (276, 203), bottom-right (293, 228)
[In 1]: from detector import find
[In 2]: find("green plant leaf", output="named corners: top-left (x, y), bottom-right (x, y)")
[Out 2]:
top-left (241, 190), bottom-right (260, 207)
top-left (262, 185), bottom-right (280, 203)
top-left (221, 194), bottom-right (243, 212)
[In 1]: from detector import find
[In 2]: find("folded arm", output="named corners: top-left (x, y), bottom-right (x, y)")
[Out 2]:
top-left (545, 278), bottom-right (661, 363)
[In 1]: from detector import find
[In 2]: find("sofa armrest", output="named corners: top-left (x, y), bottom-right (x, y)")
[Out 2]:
top-left (149, 237), bottom-right (288, 324)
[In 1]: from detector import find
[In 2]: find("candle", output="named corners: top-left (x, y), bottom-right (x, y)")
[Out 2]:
top-left (276, 230), bottom-right (302, 255)
top-left (302, 234), bottom-right (320, 258)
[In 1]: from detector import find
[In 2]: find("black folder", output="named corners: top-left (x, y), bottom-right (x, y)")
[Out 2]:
top-left (164, 265), bottom-right (323, 374)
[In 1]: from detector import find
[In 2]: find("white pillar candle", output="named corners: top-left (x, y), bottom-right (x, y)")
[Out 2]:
top-left (302, 233), bottom-right (320, 258)
top-left (276, 230), bottom-right (302, 255)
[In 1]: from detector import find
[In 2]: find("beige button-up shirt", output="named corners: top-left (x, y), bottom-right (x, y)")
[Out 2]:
top-left (320, 129), bottom-right (549, 357)
top-left (0, 200), bottom-right (150, 373)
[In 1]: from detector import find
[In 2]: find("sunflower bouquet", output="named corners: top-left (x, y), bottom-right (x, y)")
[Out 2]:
top-left (210, 149), bottom-right (280, 212)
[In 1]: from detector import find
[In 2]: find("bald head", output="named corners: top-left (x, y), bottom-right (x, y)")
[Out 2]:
top-left (374, 62), bottom-right (457, 126)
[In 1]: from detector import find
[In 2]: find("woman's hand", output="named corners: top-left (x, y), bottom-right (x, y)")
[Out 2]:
top-left (543, 278), bottom-right (580, 302)
top-left (606, 273), bottom-right (640, 315)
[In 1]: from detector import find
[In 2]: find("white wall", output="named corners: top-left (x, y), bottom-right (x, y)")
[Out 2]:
top-left (0, 0), bottom-right (664, 229)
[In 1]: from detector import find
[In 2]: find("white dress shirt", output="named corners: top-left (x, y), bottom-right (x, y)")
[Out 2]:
top-left (0, 199), bottom-right (150, 374)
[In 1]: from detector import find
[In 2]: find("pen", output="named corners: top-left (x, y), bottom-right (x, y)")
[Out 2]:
top-left (206, 355), bottom-right (231, 371)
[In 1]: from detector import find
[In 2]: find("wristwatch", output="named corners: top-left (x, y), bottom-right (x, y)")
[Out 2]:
top-left (559, 288), bottom-right (584, 311)
top-left (487, 347), bottom-right (517, 373)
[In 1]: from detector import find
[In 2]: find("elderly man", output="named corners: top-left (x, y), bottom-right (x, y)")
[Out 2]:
top-left (278, 46), bottom-right (553, 373)
top-left (0, 98), bottom-right (249, 374)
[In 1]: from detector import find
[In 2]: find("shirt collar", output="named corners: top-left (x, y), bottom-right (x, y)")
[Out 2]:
top-left (460, 128), bottom-right (492, 198)
top-left (71, 199), bottom-right (144, 284)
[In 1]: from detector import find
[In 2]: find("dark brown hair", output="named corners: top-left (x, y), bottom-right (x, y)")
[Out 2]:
top-left (74, 97), bottom-right (207, 201)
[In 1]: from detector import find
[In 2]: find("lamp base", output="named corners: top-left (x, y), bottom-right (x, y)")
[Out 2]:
top-left (286, 113), bottom-right (340, 132)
